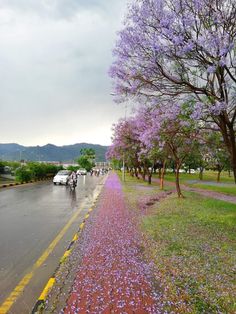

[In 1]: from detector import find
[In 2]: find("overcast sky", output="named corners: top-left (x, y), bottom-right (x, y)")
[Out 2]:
top-left (0, 0), bottom-right (128, 146)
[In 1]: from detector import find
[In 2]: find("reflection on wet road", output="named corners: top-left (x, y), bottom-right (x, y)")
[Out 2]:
top-left (0, 174), bottom-right (105, 313)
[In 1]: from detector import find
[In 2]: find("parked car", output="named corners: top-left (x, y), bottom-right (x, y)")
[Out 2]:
top-left (53, 170), bottom-right (71, 185)
top-left (77, 168), bottom-right (87, 175)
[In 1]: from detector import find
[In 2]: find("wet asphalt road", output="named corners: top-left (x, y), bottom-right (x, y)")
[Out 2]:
top-left (0, 174), bottom-right (105, 313)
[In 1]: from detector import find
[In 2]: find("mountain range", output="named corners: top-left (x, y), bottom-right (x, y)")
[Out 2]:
top-left (0, 143), bottom-right (109, 162)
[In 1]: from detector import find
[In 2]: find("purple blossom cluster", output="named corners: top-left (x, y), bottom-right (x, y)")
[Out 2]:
top-left (109, 0), bottom-right (236, 180)
top-left (110, 0), bottom-right (236, 107)
top-left (107, 102), bottom-right (198, 169)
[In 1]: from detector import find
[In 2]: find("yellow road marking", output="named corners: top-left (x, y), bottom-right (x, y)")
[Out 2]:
top-left (72, 233), bottom-right (79, 242)
top-left (80, 222), bottom-right (85, 229)
top-left (62, 249), bottom-right (71, 259)
top-left (85, 214), bottom-right (90, 219)
top-left (88, 208), bottom-right (93, 212)
top-left (0, 207), bottom-right (84, 314)
top-left (0, 272), bottom-right (33, 314)
top-left (39, 278), bottom-right (55, 301)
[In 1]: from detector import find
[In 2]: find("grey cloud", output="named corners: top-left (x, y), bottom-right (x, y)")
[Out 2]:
top-left (0, 0), bottom-right (128, 146)
top-left (0, 0), bottom-right (127, 20)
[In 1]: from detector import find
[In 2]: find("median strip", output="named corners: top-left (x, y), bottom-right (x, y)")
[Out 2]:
top-left (0, 178), bottom-right (53, 189)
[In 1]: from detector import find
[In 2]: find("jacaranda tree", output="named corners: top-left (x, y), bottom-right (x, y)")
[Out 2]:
top-left (136, 102), bottom-right (200, 197)
top-left (107, 118), bottom-right (142, 177)
top-left (110, 0), bottom-right (236, 182)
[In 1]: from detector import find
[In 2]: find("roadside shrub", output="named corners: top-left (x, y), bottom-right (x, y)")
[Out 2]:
top-left (28, 162), bottom-right (46, 180)
top-left (0, 161), bottom-right (4, 174)
top-left (67, 165), bottom-right (79, 172)
top-left (27, 163), bottom-right (62, 180)
top-left (15, 166), bottom-right (33, 183)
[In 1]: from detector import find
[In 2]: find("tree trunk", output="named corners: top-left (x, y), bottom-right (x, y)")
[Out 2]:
top-left (136, 166), bottom-right (142, 179)
top-left (217, 168), bottom-right (222, 183)
top-left (160, 160), bottom-right (166, 190)
top-left (231, 154), bottom-right (236, 184)
top-left (228, 169), bottom-right (231, 177)
top-left (229, 125), bottom-right (236, 183)
top-left (199, 167), bottom-right (204, 180)
top-left (175, 162), bottom-right (184, 198)
top-left (158, 167), bottom-right (161, 179)
top-left (142, 169), bottom-right (146, 181)
top-left (220, 122), bottom-right (236, 183)
top-left (148, 173), bottom-right (152, 184)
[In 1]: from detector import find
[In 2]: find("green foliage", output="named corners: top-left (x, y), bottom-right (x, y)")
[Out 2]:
top-left (0, 161), bottom-right (4, 174)
top-left (77, 147), bottom-right (96, 171)
top-left (5, 161), bottom-right (21, 170)
top-left (77, 155), bottom-right (94, 171)
top-left (27, 162), bottom-right (61, 180)
top-left (0, 161), bottom-right (21, 174)
top-left (15, 166), bottom-right (33, 183)
top-left (80, 148), bottom-right (96, 160)
top-left (67, 165), bottom-right (79, 172)
top-left (28, 162), bottom-right (46, 179)
top-left (15, 162), bottom-right (61, 182)
top-left (110, 158), bottom-right (122, 170)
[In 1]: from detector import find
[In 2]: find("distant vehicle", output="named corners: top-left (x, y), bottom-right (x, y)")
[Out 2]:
top-left (53, 170), bottom-right (71, 185)
top-left (77, 168), bottom-right (87, 175)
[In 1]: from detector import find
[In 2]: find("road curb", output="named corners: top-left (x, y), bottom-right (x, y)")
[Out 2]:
top-left (31, 205), bottom-right (97, 314)
top-left (0, 178), bottom-right (53, 189)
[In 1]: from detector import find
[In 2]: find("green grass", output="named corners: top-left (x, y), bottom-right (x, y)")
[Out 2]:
top-left (163, 170), bottom-right (235, 184)
top-left (120, 173), bottom-right (236, 313)
top-left (192, 183), bottom-right (236, 196)
top-left (142, 193), bottom-right (236, 313)
top-left (157, 171), bottom-right (236, 196)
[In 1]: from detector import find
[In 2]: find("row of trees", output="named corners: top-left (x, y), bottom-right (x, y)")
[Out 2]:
top-left (107, 105), bottom-right (231, 197)
top-left (109, 0), bottom-right (236, 185)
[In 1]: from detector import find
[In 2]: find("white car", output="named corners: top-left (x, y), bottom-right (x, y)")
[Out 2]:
top-left (53, 170), bottom-right (71, 185)
top-left (77, 168), bottom-right (87, 175)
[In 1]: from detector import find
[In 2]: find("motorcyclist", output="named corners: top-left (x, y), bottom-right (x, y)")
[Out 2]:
top-left (69, 171), bottom-right (77, 187)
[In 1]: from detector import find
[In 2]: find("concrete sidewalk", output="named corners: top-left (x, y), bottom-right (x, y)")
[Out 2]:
top-left (43, 173), bottom-right (159, 313)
